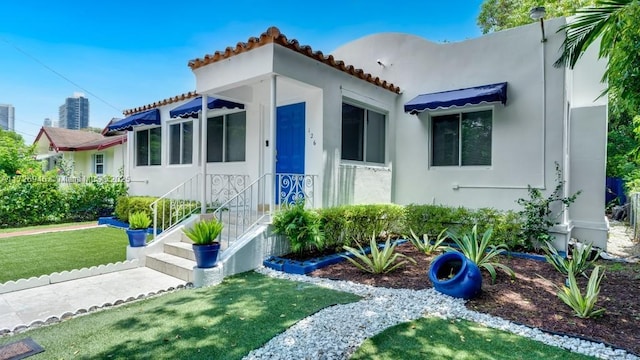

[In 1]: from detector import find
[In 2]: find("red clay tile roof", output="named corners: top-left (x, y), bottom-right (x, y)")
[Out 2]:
top-left (189, 27), bottom-right (400, 94)
top-left (35, 127), bottom-right (127, 151)
top-left (123, 27), bottom-right (400, 116)
top-left (123, 91), bottom-right (198, 116)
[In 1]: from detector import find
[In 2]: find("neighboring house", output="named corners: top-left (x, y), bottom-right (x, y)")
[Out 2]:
top-left (34, 126), bottom-right (127, 177)
top-left (114, 18), bottom-right (607, 249)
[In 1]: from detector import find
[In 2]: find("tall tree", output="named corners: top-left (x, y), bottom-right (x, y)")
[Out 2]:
top-left (0, 129), bottom-right (39, 176)
top-left (477, 0), bottom-right (596, 34)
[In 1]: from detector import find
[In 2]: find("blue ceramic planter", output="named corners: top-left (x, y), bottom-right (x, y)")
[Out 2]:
top-left (126, 229), bottom-right (147, 247)
top-left (429, 252), bottom-right (482, 299)
top-left (193, 243), bottom-right (221, 268)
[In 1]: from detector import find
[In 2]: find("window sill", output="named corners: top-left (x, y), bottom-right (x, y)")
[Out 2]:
top-left (340, 162), bottom-right (391, 172)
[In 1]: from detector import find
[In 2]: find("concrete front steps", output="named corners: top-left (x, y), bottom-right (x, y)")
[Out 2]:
top-left (143, 211), bottom-right (276, 285)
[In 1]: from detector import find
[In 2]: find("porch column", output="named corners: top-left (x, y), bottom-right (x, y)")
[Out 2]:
top-left (201, 95), bottom-right (208, 215)
top-left (270, 75), bottom-right (277, 213)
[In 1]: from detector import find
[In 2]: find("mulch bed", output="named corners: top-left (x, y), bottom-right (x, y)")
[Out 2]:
top-left (309, 243), bottom-right (640, 356)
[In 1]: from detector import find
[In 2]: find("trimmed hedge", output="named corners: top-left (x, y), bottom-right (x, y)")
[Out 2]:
top-left (115, 196), bottom-right (199, 229)
top-left (404, 204), bottom-right (522, 249)
top-left (319, 204), bottom-right (406, 251)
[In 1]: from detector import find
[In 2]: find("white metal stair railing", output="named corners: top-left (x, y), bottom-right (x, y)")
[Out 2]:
top-left (211, 173), bottom-right (318, 250)
top-left (150, 174), bottom-right (202, 239)
top-left (149, 174), bottom-right (250, 240)
top-left (211, 174), bottom-right (269, 250)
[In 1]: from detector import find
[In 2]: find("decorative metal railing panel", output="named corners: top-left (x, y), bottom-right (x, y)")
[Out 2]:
top-left (207, 174), bottom-right (249, 208)
top-left (275, 173), bottom-right (317, 208)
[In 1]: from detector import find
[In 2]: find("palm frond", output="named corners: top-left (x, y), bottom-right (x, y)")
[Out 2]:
top-left (555, 0), bottom-right (633, 69)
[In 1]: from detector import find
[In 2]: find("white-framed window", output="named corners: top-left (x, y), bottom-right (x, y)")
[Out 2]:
top-left (135, 127), bottom-right (161, 166)
top-left (207, 112), bottom-right (246, 162)
top-left (341, 102), bottom-right (386, 164)
top-left (169, 121), bottom-right (193, 165)
top-left (93, 153), bottom-right (105, 175)
top-left (431, 109), bottom-right (492, 166)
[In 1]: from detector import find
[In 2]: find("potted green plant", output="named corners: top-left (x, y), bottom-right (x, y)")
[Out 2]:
top-left (183, 218), bottom-right (224, 268)
top-left (126, 211), bottom-right (151, 247)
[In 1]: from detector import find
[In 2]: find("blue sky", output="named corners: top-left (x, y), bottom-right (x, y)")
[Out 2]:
top-left (1, 0), bottom-right (485, 143)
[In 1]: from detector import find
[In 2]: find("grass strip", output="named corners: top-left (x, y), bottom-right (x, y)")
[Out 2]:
top-left (350, 316), bottom-right (596, 360)
top-left (0, 271), bottom-right (361, 359)
top-left (0, 227), bottom-right (128, 283)
top-left (0, 221), bottom-right (95, 234)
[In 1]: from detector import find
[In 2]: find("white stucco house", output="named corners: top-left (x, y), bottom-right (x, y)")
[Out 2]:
top-left (34, 126), bottom-right (127, 178)
top-left (114, 18), bottom-right (607, 250)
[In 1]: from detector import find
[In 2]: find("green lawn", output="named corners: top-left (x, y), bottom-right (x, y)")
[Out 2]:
top-left (0, 227), bottom-right (128, 283)
top-left (351, 317), bottom-right (596, 360)
top-left (0, 221), bottom-right (95, 234)
top-left (0, 272), bottom-right (361, 360)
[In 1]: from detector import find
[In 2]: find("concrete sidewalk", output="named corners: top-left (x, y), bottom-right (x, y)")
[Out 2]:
top-left (0, 223), bottom-right (101, 239)
top-left (0, 267), bottom-right (186, 333)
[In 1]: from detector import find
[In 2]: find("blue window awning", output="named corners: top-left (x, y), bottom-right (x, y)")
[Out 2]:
top-left (107, 109), bottom-right (160, 131)
top-left (169, 96), bottom-right (245, 118)
top-left (404, 82), bottom-right (508, 114)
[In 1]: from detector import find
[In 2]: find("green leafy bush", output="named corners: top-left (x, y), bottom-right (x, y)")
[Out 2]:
top-left (408, 228), bottom-right (448, 255)
top-left (0, 169), bottom-right (66, 227)
top-left (447, 225), bottom-right (515, 284)
top-left (405, 204), bottom-right (521, 248)
top-left (183, 218), bottom-right (224, 245)
top-left (272, 200), bottom-right (324, 254)
top-left (64, 176), bottom-right (128, 221)
top-left (319, 204), bottom-right (406, 250)
top-left (341, 235), bottom-right (416, 274)
top-left (542, 241), bottom-right (600, 277)
top-left (556, 265), bottom-right (606, 319)
top-left (116, 196), bottom-right (200, 230)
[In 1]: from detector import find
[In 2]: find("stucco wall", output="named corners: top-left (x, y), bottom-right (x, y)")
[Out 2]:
top-left (330, 18), bottom-right (607, 245)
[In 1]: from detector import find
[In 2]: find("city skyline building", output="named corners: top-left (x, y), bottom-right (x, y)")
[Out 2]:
top-left (0, 104), bottom-right (15, 131)
top-left (58, 92), bottom-right (89, 130)
top-left (43, 117), bottom-right (52, 127)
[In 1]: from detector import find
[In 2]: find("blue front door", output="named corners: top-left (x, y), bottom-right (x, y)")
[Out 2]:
top-left (276, 102), bottom-right (305, 204)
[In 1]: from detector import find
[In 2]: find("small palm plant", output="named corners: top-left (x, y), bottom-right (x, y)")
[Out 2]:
top-left (341, 235), bottom-right (416, 274)
top-left (447, 225), bottom-right (515, 283)
top-left (408, 228), bottom-right (448, 255)
top-left (542, 240), bottom-right (600, 278)
top-left (183, 218), bottom-right (224, 245)
top-left (128, 211), bottom-right (151, 230)
top-left (556, 265), bottom-right (606, 319)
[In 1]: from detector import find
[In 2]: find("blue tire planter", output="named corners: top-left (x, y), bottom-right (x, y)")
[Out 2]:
top-left (429, 252), bottom-right (482, 299)
top-left (193, 243), bottom-right (221, 268)
top-left (126, 229), bottom-right (147, 247)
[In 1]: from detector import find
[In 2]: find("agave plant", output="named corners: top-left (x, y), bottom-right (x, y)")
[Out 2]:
top-left (447, 225), bottom-right (515, 283)
top-left (542, 240), bottom-right (600, 277)
top-left (341, 235), bottom-right (416, 274)
top-left (556, 265), bottom-right (606, 319)
top-left (408, 228), bottom-right (448, 255)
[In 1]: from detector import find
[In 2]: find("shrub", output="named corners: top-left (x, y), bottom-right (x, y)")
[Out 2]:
top-left (272, 200), bottom-right (324, 254)
top-left (405, 204), bottom-right (521, 248)
top-left (115, 196), bottom-right (180, 229)
top-left (542, 240), bottom-right (600, 277)
top-left (64, 175), bottom-right (128, 221)
top-left (0, 169), bottom-right (66, 227)
top-left (556, 265), bottom-right (606, 318)
top-left (447, 225), bottom-right (515, 284)
top-left (341, 235), bottom-right (416, 274)
top-left (517, 163), bottom-right (581, 250)
top-left (319, 204), bottom-right (406, 250)
top-left (408, 228), bottom-right (448, 255)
